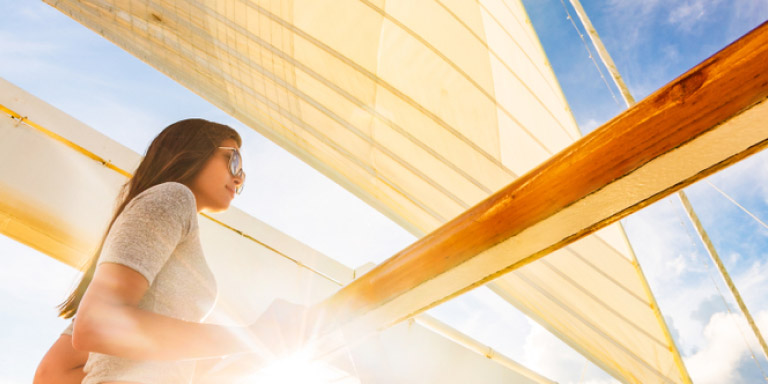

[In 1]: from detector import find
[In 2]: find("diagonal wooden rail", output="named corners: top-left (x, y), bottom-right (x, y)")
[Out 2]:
top-left (316, 21), bottom-right (768, 344)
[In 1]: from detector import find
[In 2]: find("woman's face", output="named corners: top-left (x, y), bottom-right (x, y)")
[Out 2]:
top-left (190, 138), bottom-right (244, 212)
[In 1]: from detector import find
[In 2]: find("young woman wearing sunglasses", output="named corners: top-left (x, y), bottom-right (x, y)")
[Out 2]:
top-left (34, 119), bottom-right (305, 383)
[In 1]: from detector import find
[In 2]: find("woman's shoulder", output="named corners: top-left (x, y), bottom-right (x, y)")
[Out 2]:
top-left (142, 181), bottom-right (194, 198)
top-left (131, 182), bottom-right (197, 215)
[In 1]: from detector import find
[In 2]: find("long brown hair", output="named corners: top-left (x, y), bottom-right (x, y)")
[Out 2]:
top-left (58, 118), bottom-right (241, 318)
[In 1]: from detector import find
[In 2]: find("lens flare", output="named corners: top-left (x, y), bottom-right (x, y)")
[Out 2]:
top-left (238, 349), bottom-right (360, 384)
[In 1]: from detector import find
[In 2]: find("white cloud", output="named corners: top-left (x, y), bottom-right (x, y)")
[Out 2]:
top-left (426, 286), bottom-right (532, 362)
top-left (523, 320), bottom-right (584, 382)
top-left (603, 0), bottom-right (662, 47)
top-left (667, 1), bottom-right (708, 32)
top-left (609, 0), bottom-right (725, 34)
top-left (729, 1), bottom-right (768, 38)
top-left (621, 197), bottom-right (743, 354)
top-left (605, 0), bottom-right (662, 20)
top-left (685, 310), bottom-right (768, 384)
top-left (691, 295), bottom-right (725, 326)
top-left (733, 258), bottom-right (768, 314)
top-left (0, 31), bottom-right (62, 56)
top-left (624, 197), bottom-right (707, 280)
top-left (522, 320), bottom-right (618, 384)
top-left (667, 253), bottom-right (689, 278)
top-left (619, 143), bottom-right (768, 373)
top-left (660, 44), bottom-right (681, 63)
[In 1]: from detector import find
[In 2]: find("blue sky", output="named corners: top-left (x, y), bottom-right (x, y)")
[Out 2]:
top-left (1, 1), bottom-right (767, 383)
top-left (520, 1), bottom-right (768, 382)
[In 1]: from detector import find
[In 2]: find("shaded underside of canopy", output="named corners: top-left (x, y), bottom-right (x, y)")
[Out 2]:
top-left (41, 0), bottom-right (689, 382)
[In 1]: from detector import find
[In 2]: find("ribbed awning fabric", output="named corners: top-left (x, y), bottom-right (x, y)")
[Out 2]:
top-left (43, 1), bottom-right (690, 382)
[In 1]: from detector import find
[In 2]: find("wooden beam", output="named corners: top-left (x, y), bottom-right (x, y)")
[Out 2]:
top-left (318, 21), bottom-right (768, 339)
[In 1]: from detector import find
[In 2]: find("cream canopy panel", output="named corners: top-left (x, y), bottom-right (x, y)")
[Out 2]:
top-left (43, 1), bottom-right (688, 382)
top-left (0, 78), bottom-right (135, 267)
top-left (0, 77), bottom-right (554, 383)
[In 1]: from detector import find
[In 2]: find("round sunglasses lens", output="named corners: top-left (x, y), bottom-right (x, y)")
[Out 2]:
top-left (230, 151), bottom-right (241, 176)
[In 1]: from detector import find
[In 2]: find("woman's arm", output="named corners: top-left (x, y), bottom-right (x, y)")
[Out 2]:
top-left (73, 263), bottom-right (258, 361)
top-left (33, 334), bottom-right (87, 384)
top-left (73, 185), bottom-right (309, 362)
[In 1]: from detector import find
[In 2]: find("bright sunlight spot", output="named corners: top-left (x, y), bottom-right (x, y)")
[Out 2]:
top-left (238, 350), bottom-right (361, 384)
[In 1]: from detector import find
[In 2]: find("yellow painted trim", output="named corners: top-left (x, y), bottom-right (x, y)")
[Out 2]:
top-left (199, 213), bottom-right (343, 286)
top-left (0, 104), bottom-right (132, 178)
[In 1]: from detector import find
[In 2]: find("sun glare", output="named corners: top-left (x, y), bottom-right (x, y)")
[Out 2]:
top-left (239, 350), bottom-right (360, 384)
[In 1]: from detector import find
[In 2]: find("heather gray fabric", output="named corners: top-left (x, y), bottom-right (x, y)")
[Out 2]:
top-left (81, 182), bottom-right (217, 384)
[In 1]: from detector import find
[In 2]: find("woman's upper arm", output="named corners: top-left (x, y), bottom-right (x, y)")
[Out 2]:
top-left (73, 184), bottom-right (192, 350)
top-left (82, 263), bottom-right (149, 306)
top-left (72, 263), bottom-right (150, 351)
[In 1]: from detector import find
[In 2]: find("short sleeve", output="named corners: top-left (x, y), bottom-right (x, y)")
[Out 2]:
top-left (99, 182), bottom-right (197, 285)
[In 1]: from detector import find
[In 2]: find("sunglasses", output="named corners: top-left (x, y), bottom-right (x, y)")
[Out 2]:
top-left (218, 146), bottom-right (246, 194)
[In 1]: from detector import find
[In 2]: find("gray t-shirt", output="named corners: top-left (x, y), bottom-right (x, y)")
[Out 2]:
top-left (81, 182), bottom-right (217, 384)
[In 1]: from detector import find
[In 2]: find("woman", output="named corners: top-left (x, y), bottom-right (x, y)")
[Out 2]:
top-left (34, 118), bottom-right (305, 383)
